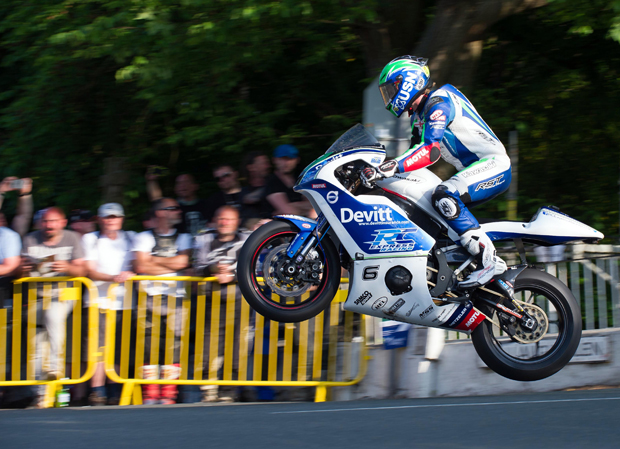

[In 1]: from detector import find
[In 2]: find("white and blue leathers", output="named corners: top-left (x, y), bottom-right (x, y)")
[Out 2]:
top-left (395, 84), bottom-right (511, 235)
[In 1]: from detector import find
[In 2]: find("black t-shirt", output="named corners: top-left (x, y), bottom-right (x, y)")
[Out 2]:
top-left (240, 185), bottom-right (273, 221)
top-left (178, 198), bottom-right (210, 236)
top-left (205, 190), bottom-right (244, 223)
top-left (264, 173), bottom-right (303, 204)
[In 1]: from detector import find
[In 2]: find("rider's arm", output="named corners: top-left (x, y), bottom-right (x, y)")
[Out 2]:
top-left (394, 100), bottom-right (452, 173)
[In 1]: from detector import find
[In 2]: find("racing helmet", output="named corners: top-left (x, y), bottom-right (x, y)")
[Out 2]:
top-left (379, 56), bottom-right (431, 118)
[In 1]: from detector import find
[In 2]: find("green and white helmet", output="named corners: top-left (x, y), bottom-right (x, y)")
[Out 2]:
top-left (379, 56), bottom-right (431, 118)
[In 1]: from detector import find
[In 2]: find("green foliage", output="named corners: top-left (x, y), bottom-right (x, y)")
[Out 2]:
top-left (0, 0), bottom-right (375, 228)
top-left (472, 2), bottom-right (620, 240)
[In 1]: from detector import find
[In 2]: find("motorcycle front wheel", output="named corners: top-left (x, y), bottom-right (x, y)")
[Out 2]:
top-left (471, 268), bottom-right (582, 381)
top-left (237, 220), bottom-right (341, 323)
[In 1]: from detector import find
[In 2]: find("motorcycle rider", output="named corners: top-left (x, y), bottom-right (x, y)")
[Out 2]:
top-left (362, 55), bottom-right (510, 288)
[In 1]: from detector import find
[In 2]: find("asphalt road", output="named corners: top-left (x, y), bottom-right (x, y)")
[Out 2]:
top-left (2, 388), bottom-right (620, 448)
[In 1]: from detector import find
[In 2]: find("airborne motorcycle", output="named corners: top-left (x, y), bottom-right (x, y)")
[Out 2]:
top-left (238, 124), bottom-right (603, 381)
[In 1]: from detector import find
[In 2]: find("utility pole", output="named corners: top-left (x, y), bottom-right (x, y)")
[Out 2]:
top-left (507, 130), bottom-right (519, 221)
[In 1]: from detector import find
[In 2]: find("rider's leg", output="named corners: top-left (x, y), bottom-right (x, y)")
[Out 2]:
top-left (431, 157), bottom-right (511, 288)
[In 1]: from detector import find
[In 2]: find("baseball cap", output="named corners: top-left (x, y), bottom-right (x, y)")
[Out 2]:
top-left (98, 203), bottom-right (125, 218)
top-left (69, 209), bottom-right (95, 224)
top-left (273, 144), bottom-right (299, 158)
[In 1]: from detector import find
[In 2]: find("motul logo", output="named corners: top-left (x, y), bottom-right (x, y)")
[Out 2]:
top-left (465, 311), bottom-right (480, 328)
top-left (405, 148), bottom-right (429, 168)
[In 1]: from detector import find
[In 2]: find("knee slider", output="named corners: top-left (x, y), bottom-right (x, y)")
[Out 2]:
top-left (432, 186), bottom-right (461, 221)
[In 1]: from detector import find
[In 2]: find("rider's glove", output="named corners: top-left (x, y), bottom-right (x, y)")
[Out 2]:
top-left (361, 160), bottom-right (398, 188)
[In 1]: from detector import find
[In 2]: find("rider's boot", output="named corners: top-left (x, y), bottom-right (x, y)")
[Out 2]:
top-left (459, 228), bottom-right (507, 289)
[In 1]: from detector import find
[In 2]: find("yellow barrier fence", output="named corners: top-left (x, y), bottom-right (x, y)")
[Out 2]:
top-left (0, 277), bottom-right (99, 408)
top-left (103, 277), bottom-right (367, 405)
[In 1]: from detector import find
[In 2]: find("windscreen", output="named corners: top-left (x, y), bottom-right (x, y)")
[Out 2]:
top-left (324, 123), bottom-right (382, 156)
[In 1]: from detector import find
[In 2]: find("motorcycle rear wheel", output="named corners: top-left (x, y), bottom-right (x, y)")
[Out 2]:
top-left (237, 220), bottom-right (341, 323)
top-left (471, 268), bottom-right (582, 381)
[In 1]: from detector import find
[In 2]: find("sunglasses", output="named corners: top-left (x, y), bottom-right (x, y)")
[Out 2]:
top-left (215, 172), bottom-right (233, 182)
top-left (160, 206), bottom-right (181, 211)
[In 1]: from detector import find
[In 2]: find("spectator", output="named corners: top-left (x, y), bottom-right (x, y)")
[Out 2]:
top-left (193, 205), bottom-right (250, 402)
top-left (265, 145), bottom-right (315, 218)
top-left (0, 214), bottom-right (21, 307)
top-left (240, 151), bottom-right (273, 229)
top-left (68, 209), bottom-right (96, 236)
top-left (20, 207), bottom-right (85, 406)
top-left (146, 169), bottom-right (210, 237)
top-left (133, 198), bottom-right (191, 405)
top-left (205, 164), bottom-right (244, 226)
top-left (82, 203), bottom-right (136, 406)
top-left (0, 177), bottom-right (34, 237)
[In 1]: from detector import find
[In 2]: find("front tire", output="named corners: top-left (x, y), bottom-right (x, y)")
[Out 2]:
top-left (471, 268), bottom-right (582, 381)
top-left (237, 220), bottom-right (341, 323)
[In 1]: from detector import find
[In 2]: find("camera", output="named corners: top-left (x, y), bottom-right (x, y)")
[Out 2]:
top-left (147, 166), bottom-right (169, 177)
top-left (10, 179), bottom-right (23, 190)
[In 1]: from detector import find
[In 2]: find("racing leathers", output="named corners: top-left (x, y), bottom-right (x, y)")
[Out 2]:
top-left (389, 84), bottom-right (510, 287)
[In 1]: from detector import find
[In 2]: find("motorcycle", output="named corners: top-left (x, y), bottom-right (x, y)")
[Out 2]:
top-left (237, 124), bottom-right (604, 381)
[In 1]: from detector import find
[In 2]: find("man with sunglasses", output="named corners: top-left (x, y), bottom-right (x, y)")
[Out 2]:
top-left (205, 164), bottom-right (244, 227)
top-left (146, 170), bottom-right (210, 237)
top-left (133, 197), bottom-right (192, 404)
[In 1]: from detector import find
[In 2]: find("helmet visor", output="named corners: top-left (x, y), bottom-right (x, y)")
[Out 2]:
top-left (379, 81), bottom-right (398, 108)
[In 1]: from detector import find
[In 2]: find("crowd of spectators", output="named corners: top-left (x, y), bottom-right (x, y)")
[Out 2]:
top-left (0, 144), bottom-right (317, 408)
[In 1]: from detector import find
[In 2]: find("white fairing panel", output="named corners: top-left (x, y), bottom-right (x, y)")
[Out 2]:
top-left (481, 207), bottom-right (604, 244)
top-left (344, 258), bottom-right (462, 327)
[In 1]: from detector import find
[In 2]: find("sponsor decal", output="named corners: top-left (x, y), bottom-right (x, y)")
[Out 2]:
top-left (475, 131), bottom-right (496, 144)
top-left (384, 298), bottom-right (406, 316)
top-left (419, 304), bottom-right (434, 319)
top-left (368, 228), bottom-right (419, 252)
top-left (371, 157), bottom-right (382, 164)
top-left (495, 303), bottom-right (522, 319)
top-left (312, 183), bottom-right (326, 189)
top-left (429, 110), bottom-right (445, 121)
top-left (404, 148), bottom-right (429, 168)
top-left (415, 77), bottom-right (425, 90)
top-left (327, 191), bottom-right (339, 204)
top-left (362, 266), bottom-right (379, 281)
top-left (394, 72), bottom-right (418, 106)
top-left (405, 302), bottom-right (420, 317)
top-left (448, 305), bottom-right (471, 327)
top-left (435, 197), bottom-right (459, 219)
top-left (380, 160), bottom-right (398, 171)
top-left (475, 174), bottom-right (505, 192)
top-left (465, 311), bottom-right (481, 328)
top-left (354, 291), bottom-right (372, 306)
top-left (301, 223), bottom-right (312, 229)
top-left (372, 297), bottom-right (388, 310)
top-left (340, 207), bottom-right (394, 224)
top-left (460, 160), bottom-right (497, 178)
top-left (424, 97), bottom-right (444, 112)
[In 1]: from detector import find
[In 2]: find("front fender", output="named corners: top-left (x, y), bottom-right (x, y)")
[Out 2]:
top-left (273, 215), bottom-right (317, 258)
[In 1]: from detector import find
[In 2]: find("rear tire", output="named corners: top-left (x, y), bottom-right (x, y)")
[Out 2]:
top-left (471, 268), bottom-right (582, 381)
top-left (237, 220), bottom-right (341, 323)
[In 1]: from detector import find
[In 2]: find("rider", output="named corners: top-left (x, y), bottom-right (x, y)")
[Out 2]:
top-left (361, 55), bottom-right (510, 288)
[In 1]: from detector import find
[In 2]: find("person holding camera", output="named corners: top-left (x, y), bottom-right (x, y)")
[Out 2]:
top-left (0, 177), bottom-right (33, 237)
top-left (145, 167), bottom-right (210, 237)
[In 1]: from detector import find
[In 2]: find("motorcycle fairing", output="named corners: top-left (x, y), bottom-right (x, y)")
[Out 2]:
top-left (343, 258), bottom-right (485, 331)
top-left (298, 179), bottom-right (436, 258)
top-left (480, 206), bottom-right (604, 245)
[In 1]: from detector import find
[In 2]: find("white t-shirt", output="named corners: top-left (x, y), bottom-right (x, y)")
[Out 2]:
top-left (82, 230), bottom-right (136, 309)
top-left (133, 229), bottom-right (192, 297)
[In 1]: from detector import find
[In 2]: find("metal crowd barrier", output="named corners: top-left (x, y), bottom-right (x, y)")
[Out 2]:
top-left (103, 277), bottom-right (367, 405)
top-left (0, 277), bottom-right (99, 408)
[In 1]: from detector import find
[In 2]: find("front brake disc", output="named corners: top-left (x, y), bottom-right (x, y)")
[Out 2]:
top-left (511, 303), bottom-right (549, 344)
top-left (263, 244), bottom-right (312, 297)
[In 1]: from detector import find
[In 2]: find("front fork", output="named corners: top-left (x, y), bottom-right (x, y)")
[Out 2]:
top-left (285, 214), bottom-right (330, 264)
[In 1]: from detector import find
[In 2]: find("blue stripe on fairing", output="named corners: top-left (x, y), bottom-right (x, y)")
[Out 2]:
top-left (487, 232), bottom-right (594, 244)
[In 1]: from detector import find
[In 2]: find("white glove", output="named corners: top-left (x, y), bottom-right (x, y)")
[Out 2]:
top-left (361, 160), bottom-right (398, 188)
